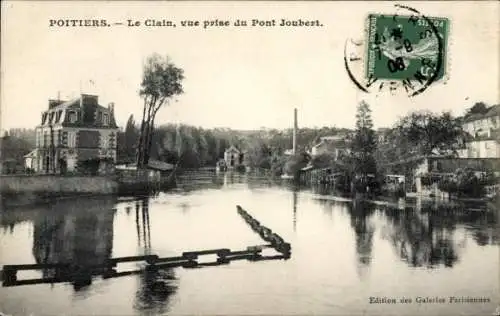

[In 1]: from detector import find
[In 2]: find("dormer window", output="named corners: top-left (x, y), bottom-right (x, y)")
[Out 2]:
top-left (56, 110), bottom-right (62, 123)
top-left (69, 111), bottom-right (77, 123)
top-left (42, 112), bottom-right (48, 124)
top-left (49, 112), bottom-right (55, 123)
top-left (103, 113), bottom-right (109, 125)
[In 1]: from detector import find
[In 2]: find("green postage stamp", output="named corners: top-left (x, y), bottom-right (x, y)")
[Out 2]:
top-left (366, 14), bottom-right (449, 84)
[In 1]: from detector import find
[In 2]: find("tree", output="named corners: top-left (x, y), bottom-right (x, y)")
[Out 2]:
top-left (137, 54), bottom-right (184, 168)
top-left (349, 101), bottom-right (377, 181)
top-left (123, 114), bottom-right (139, 162)
top-left (283, 152), bottom-right (310, 179)
top-left (310, 153), bottom-right (336, 169)
top-left (465, 102), bottom-right (489, 116)
top-left (243, 134), bottom-right (272, 169)
top-left (1, 134), bottom-right (33, 173)
top-left (394, 111), bottom-right (464, 156)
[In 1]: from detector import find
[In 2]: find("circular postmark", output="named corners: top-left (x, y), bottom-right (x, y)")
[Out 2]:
top-left (344, 4), bottom-right (449, 97)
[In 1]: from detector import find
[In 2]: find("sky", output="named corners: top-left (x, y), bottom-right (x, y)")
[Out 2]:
top-left (1, 1), bottom-right (499, 131)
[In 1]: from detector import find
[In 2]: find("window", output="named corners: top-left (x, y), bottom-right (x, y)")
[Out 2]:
top-left (43, 133), bottom-right (49, 147)
top-left (67, 131), bottom-right (76, 147)
top-left (101, 133), bottom-right (109, 148)
top-left (98, 111), bottom-right (103, 124)
top-left (103, 114), bottom-right (109, 125)
top-left (62, 131), bottom-right (68, 147)
top-left (42, 113), bottom-right (48, 124)
top-left (109, 132), bottom-right (115, 148)
top-left (56, 110), bottom-right (62, 123)
top-left (69, 111), bottom-right (77, 123)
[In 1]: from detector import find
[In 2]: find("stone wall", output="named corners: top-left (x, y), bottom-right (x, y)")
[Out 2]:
top-left (0, 174), bottom-right (118, 195)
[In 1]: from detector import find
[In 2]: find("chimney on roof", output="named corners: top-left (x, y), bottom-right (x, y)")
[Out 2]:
top-left (108, 102), bottom-right (115, 114)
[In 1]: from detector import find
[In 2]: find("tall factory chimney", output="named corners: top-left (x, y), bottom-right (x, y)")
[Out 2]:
top-left (292, 108), bottom-right (298, 155)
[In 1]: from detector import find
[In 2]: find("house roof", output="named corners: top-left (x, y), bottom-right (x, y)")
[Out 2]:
top-left (464, 104), bottom-right (500, 122)
top-left (484, 104), bottom-right (500, 118)
top-left (225, 145), bottom-right (240, 153)
top-left (39, 94), bottom-right (118, 129)
top-left (24, 149), bottom-right (38, 158)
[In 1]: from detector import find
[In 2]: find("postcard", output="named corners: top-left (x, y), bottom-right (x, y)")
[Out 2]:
top-left (0, 1), bottom-right (499, 316)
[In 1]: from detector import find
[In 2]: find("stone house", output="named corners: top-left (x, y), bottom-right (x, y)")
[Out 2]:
top-left (459, 105), bottom-right (500, 158)
top-left (224, 145), bottom-right (244, 168)
top-left (33, 94), bottom-right (119, 174)
top-left (310, 135), bottom-right (350, 160)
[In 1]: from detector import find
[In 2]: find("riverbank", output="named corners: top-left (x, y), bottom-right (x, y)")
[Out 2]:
top-left (0, 171), bottom-right (176, 208)
top-left (309, 191), bottom-right (499, 212)
top-left (0, 174), bottom-right (118, 194)
top-left (0, 175), bottom-right (117, 208)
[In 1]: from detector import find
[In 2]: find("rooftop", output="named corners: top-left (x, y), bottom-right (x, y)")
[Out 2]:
top-left (39, 94), bottom-right (117, 128)
top-left (463, 104), bottom-right (500, 123)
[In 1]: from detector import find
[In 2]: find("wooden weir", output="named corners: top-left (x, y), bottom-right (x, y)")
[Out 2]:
top-left (1, 205), bottom-right (291, 288)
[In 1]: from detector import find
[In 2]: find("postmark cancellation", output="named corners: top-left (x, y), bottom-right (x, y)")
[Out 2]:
top-left (345, 5), bottom-right (450, 97)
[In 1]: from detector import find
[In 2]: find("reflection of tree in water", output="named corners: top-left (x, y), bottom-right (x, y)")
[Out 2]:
top-left (128, 196), bottom-right (178, 314)
top-left (458, 208), bottom-right (498, 246)
top-left (292, 189), bottom-right (298, 231)
top-left (378, 202), bottom-right (494, 268)
top-left (312, 184), bottom-right (334, 196)
top-left (347, 199), bottom-right (376, 277)
top-left (135, 197), bottom-right (152, 251)
top-left (133, 267), bottom-right (178, 315)
top-left (31, 196), bottom-right (116, 290)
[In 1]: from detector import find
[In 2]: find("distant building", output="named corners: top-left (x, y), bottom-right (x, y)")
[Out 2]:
top-left (310, 135), bottom-right (350, 159)
top-left (459, 104), bottom-right (500, 158)
top-left (24, 149), bottom-right (37, 170)
top-left (224, 145), bottom-right (244, 168)
top-left (33, 94), bottom-right (119, 173)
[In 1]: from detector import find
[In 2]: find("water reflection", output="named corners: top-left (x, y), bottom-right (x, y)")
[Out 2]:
top-left (33, 197), bottom-right (115, 290)
top-left (348, 199), bottom-right (376, 277)
top-left (292, 189), bottom-right (298, 231)
top-left (175, 171), bottom-right (225, 192)
top-left (135, 197), bottom-right (151, 251)
top-left (134, 268), bottom-right (178, 315)
top-left (379, 200), bottom-right (498, 269)
top-left (33, 197), bottom-right (115, 265)
top-left (0, 178), bottom-right (498, 315)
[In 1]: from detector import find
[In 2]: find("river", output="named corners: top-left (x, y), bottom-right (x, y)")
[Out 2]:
top-left (0, 171), bottom-right (498, 316)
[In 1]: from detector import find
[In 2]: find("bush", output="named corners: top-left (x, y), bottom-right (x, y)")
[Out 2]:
top-left (311, 153), bottom-right (336, 169)
top-left (283, 153), bottom-right (310, 177)
top-left (438, 168), bottom-right (487, 198)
